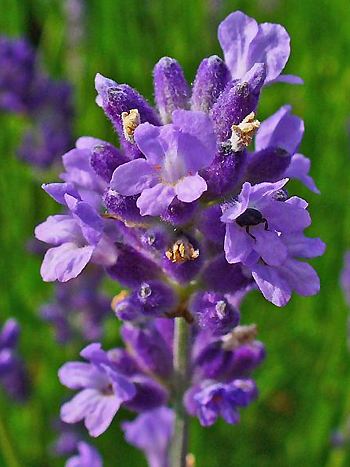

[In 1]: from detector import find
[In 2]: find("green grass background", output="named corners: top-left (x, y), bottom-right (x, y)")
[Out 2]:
top-left (1, 0), bottom-right (350, 465)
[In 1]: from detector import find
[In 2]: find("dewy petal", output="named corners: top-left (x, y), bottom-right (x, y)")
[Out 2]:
top-left (255, 105), bottom-right (304, 154)
top-left (252, 263), bottom-right (292, 307)
top-left (134, 123), bottom-right (165, 165)
top-left (41, 243), bottom-right (94, 282)
top-left (137, 183), bottom-right (175, 216)
top-left (110, 159), bottom-right (157, 196)
top-left (220, 182), bottom-right (252, 222)
top-left (285, 153), bottom-right (320, 194)
top-left (224, 223), bottom-right (254, 264)
top-left (35, 215), bottom-right (81, 245)
top-left (247, 22), bottom-right (291, 84)
top-left (279, 259), bottom-right (320, 296)
top-left (254, 229), bottom-right (288, 266)
top-left (218, 11), bottom-right (259, 79)
top-left (172, 110), bottom-right (216, 164)
top-left (175, 174), bottom-right (207, 202)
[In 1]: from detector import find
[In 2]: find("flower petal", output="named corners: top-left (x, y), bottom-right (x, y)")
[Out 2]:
top-left (247, 22), bottom-right (291, 84)
top-left (218, 11), bottom-right (259, 79)
top-left (137, 184), bottom-right (175, 216)
top-left (35, 215), bottom-right (81, 245)
top-left (61, 388), bottom-right (99, 425)
top-left (252, 263), bottom-right (291, 307)
top-left (224, 223), bottom-right (254, 264)
top-left (254, 229), bottom-right (288, 266)
top-left (220, 182), bottom-right (252, 222)
top-left (134, 123), bottom-right (165, 165)
top-left (110, 159), bottom-right (157, 196)
top-left (175, 174), bottom-right (207, 202)
top-left (58, 362), bottom-right (107, 390)
top-left (172, 110), bottom-right (216, 167)
top-left (84, 393), bottom-right (121, 437)
top-left (285, 153), bottom-right (320, 194)
top-left (41, 243), bottom-right (94, 282)
top-left (255, 105), bottom-right (304, 154)
top-left (260, 198), bottom-right (311, 233)
top-left (279, 259), bottom-right (320, 296)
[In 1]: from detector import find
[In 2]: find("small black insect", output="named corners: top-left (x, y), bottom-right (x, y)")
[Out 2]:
top-left (236, 208), bottom-right (268, 239)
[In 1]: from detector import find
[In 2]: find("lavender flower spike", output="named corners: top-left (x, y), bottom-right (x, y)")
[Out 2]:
top-left (218, 10), bottom-right (302, 85)
top-left (110, 110), bottom-right (216, 216)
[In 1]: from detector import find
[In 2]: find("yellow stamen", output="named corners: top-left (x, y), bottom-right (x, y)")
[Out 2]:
top-left (121, 108), bottom-right (140, 143)
top-left (165, 239), bottom-right (199, 263)
top-left (230, 112), bottom-right (260, 152)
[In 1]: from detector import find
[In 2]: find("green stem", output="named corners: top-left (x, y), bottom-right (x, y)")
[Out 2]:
top-left (171, 317), bottom-right (191, 467)
top-left (0, 414), bottom-right (21, 467)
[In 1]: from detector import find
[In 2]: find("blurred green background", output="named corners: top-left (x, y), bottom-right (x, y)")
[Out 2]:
top-left (1, 0), bottom-right (350, 465)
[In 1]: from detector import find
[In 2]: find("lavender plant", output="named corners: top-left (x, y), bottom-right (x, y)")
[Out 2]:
top-left (0, 36), bottom-right (73, 168)
top-left (35, 11), bottom-right (325, 466)
top-left (0, 319), bottom-right (29, 402)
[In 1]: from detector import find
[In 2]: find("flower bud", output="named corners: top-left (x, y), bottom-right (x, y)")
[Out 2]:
top-left (90, 143), bottom-right (127, 182)
top-left (153, 57), bottom-right (190, 124)
top-left (190, 291), bottom-right (240, 336)
top-left (210, 63), bottom-right (266, 142)
top-left (191, 55), bottom-right (230, 112)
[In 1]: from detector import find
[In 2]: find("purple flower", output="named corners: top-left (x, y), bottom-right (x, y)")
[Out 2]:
top-left (122, 407), bottom-right (174, 467)
top-left (255, 105), bottom-right (319, 193)
top-left (0, 36), bottom-right (36, 112)
top-left (185, 379), bottom-right (257, 426)
top-left (218, 11), bottom-right (302, 85)
top-left (35, 184), bottom-right (117, 282)
top-left (66, 441), bottom-right (102, 467)
top-left (221, 179), bottom-right (309, 265)
top-left (110, 110), bottom-right (216, 216)
top-left (0, 319), bottom-right (29, 401)
top-left (59, 344), bottom-right (136, 437)
top-left (221, 180), bottom-right (325, 306)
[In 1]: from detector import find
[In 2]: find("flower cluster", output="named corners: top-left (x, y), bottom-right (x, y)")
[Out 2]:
top-left (0, 36), bottom-right (73, 167)
top-left (35, 10), bottom-right (324, 466)
top-left (0, 319), bottom-right (29, 401)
